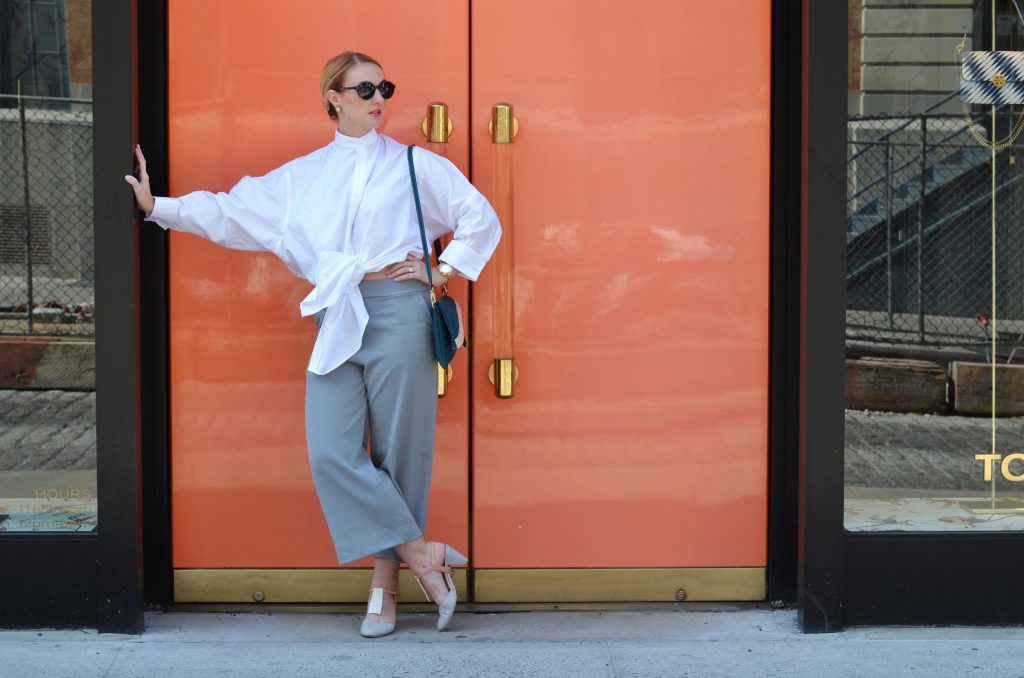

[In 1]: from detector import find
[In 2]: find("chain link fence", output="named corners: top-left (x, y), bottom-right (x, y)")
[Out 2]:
top-left (847, 109), bottom-right (1024, 358)
top-left (0, 94), bottom-right (94, 337)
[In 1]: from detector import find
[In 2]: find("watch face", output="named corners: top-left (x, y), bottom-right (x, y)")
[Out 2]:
top-left (440, 263), bottom-right (453, 275)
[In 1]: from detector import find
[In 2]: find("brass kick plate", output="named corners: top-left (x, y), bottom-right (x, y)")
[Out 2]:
top-left (174, 567), bottom-right (765, 604)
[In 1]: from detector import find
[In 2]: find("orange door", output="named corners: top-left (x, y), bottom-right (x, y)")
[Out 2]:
top-left (468, 1), bottom-right (771, 592)
top-left (166, 0), bottom-right (770, 603)
top-left (165, 0), bottom-right (471, 579)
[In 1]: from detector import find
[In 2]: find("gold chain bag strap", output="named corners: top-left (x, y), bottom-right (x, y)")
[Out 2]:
top-left (957, 27), bottom-right (1024, 149)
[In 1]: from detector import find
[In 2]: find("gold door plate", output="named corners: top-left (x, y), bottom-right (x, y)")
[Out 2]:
top-left (174, 567), bottom-right (764, 604)
top-left (475, 568), bottom-right (764, 602)
top-left (174, 568), bottom-right (467, 604)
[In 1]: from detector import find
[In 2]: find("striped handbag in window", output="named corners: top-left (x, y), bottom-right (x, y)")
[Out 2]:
top-left (960, 51), bottom-right (1024, 105)
top-left (957, 36), bottom-right (1024, 150)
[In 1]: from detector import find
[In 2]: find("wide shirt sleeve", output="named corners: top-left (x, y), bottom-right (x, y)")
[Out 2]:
top-left (146, 164), bottom-right (293, 257)
top-left (416, 151), bottom-right (502, 281)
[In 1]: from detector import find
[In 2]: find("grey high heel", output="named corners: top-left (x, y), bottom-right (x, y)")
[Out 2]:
top-left (413, 543), bottom-right (469, 631)
top-left (360, 586), bottom-right (397, 638)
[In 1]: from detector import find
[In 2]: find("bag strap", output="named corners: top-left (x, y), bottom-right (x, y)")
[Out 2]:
top-left (407, 145), bottom-right (445, 303)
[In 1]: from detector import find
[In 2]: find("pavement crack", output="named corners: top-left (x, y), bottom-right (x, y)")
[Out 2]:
top-left (605, 641), bottom-right (620, 677)
top-left (99, 643), bottom-right (123, 678)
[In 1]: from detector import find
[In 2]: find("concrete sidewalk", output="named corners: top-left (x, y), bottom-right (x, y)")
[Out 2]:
top-left (4, 606), bottom-right (1024, 678)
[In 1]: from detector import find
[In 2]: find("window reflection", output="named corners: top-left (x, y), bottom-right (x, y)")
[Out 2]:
top-left (0, 0), bottom-right (96, 534)
top-left (846, 0), bottom-right (1024, 531)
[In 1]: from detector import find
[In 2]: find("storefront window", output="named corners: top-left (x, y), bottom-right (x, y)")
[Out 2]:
top-left (846, 0), bottom-right (1024, 531)
top-left (0, 0), bottom-right (96, 533)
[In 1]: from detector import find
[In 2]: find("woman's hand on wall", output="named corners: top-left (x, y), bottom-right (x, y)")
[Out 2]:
top-left (124, 144), bottom-right (155, 216)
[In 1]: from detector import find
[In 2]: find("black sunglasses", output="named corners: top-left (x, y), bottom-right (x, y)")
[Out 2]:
top-left (338, 80), bottom-right (396, 100)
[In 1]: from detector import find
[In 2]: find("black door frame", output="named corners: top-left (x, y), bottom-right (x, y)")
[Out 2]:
top-left (796, 0), bottom-right (847, 633)
top-left (131, 0), bottom-right (808, 617)
top-left (768, 0), bottom-right (803, 609)
top-left (137, 0), bottom-right (173, 611)
top-left (0, 0), bottom-right (173, 633)
top-left (798, 0), bottom-right (1024, 630)
top-left (0, 0), bottom-right (146, 633)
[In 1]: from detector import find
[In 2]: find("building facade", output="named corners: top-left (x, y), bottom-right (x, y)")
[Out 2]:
top-left (2, 0), bottom-right (1022, 634)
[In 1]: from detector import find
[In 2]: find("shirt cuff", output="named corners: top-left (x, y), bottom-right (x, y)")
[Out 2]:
top-left (439, 240), bottom-right (488, 281)
top-left (145, 196), bottom-right (180, 230)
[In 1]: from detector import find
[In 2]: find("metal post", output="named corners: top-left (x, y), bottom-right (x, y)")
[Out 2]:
top-left (917, 114), bottom-right (927, 342)
top-left (17, 82), bottom-right (34, 333)
top-left (885, 140), bottom-right (894, 329)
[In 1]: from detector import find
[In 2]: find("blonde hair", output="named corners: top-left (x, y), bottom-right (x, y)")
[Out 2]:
top-left (320, 51), bottom-right (383, 119)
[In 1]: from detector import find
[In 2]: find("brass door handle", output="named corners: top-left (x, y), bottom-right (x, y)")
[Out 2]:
top-left (488, 103), bottom-right (518, 398)
top-left (488, 103), bottom-right (519, 143)
top-left (437, 364), bottom-right (453, 397)
top-left (423, 102), bottom-right (457, 397)
top-left (422, 102), bottom-right (454, 143)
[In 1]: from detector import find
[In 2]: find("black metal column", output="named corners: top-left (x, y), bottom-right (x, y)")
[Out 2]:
top-left (767, 0), bottom-right (803, 606)
top-left (797, 0), bottom-right (847, 633)
top-left (137, 0), bottom-right (172, 610)
top-left (93, 0), bottom-right (144, 634)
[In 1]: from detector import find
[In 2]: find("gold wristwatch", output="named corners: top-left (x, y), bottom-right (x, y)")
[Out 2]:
top-left (438, 262), bottom-right (454, 281)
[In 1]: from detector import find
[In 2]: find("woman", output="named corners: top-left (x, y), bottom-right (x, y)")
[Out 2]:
top-left (125, 51), bottom-right (501, 637)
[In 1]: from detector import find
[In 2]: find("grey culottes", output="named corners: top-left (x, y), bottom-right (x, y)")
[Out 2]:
top-left (305, 278), bottom-right (437, 564)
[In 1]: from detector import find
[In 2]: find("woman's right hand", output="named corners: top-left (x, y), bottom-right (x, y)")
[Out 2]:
top-left (124, 144), bottom-right (155, 215)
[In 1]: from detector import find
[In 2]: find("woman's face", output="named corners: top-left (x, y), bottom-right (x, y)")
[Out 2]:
top-left (329, 61), bottom-right (389, 136)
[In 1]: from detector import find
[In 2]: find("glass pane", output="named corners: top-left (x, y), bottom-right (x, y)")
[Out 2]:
top-left (0, 0), bottom-right (95, 534)
top-left (30, 2), bottom-right (60, 53)
top-left (846, 0), bottom-right (1024, 531)
top-left (1, 1), bottom-right (36, 97)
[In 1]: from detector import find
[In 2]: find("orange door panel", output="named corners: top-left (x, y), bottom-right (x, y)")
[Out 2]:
top-left (470, 1), bottom-right (772, 568)
top-left (167, 0), bottom-right (772, 592)
top-left (167, 0), bottom-right (470, 568)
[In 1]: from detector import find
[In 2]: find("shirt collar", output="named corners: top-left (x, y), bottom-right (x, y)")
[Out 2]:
top-left (332, 128), bottom-right (378, 151)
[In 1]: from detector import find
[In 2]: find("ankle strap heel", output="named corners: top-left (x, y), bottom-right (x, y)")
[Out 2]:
top-left (360, 587), bottom-right (398, 639)
top-left (412, 542), bottom-right (468, 631)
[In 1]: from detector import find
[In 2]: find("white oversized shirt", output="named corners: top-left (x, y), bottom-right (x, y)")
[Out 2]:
top-left (146, 128), bottom-right (501, 375)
